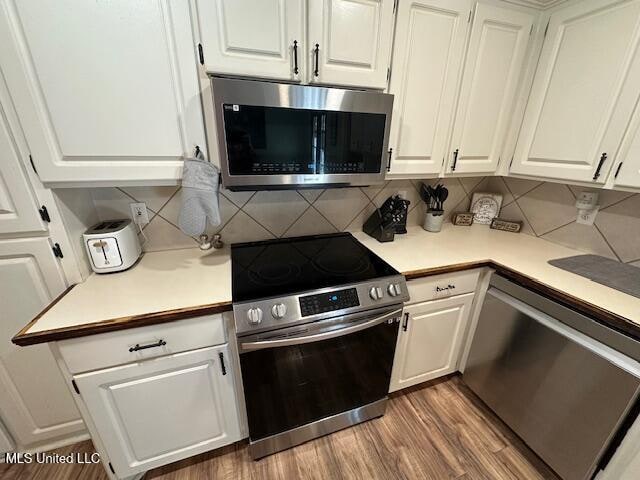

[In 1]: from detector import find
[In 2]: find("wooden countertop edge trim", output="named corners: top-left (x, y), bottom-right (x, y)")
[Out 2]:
top-left (13, 260), bottom-right (640, 346)
top-left (12, 299), bottom-right (233, 346)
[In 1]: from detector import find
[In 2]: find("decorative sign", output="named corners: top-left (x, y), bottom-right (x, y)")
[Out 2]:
top-left (470, 193), bottom-right (503, 224)
top-left (452, 212), bottom-right (474, 226)
top-left (490, 218), bottom-right (522, 233)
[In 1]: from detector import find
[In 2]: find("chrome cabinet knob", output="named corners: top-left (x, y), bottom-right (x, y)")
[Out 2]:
top-left (369, 286), bottom-right (383, 300)
top-left (271, 303), bottom-right (287, 319)
top-left (388, 283), bottom-right (402, 297)
top-left (247, 307), bottom-right (263, 325)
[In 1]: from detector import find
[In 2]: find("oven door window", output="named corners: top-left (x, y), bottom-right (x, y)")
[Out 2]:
top-left (240, 319), bottom-right (398, 441)
top-left (222, 105), bottom-right (386, 176)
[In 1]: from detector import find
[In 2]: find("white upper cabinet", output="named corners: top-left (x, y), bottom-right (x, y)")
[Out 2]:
top-left (75, 345), bottom-right (241, 478)
top-left (0, 0), bottom-right (206, 186)
top-left (0, 237), bottom-right (84, 447)
top-left (446, 3), bottom-right (535, 175)
top-left (388, 0), bottom-right (473, 176)
top-left (511, 0), bottom-right (640, 184)
top-left (307, 0), bottom-right (395, 89)
top-left (612, 99), bottom-right (640, 188)
top-left (0, 86), bottom-right (47, 235)
top-left (196, 0), bottom-right (305, 82)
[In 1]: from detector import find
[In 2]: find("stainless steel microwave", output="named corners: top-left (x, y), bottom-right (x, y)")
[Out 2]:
top-left (210, 77), bottom-right (393, 190)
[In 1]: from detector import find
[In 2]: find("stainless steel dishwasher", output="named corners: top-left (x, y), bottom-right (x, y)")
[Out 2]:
top-left (463, 275), bottom-right (640, 480)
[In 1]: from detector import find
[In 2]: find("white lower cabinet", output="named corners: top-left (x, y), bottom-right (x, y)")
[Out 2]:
top-left (0, 238), bottom-right (84, 447)
top-left (389, 292), bottom-right (475, 393)
top-left (74, 344), bottom-right (241, 478)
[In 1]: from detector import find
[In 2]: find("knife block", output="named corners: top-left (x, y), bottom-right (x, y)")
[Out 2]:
top-left (363, 210), bottom-right (395, 242)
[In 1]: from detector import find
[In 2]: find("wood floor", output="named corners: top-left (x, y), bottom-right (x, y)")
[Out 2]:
top-left (0, 375), bottom-right (558, 480)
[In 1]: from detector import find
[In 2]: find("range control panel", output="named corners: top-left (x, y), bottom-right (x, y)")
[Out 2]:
top-left (299, 288), bottom-right (360, 317)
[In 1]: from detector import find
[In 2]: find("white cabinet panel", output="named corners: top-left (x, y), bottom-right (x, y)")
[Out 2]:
top-left (0, 238), bottom-right (84, 447)
top-left (0, 0), bottom-right (206, 185)
top-left (308, 0), bottom-right (394, 89)
top-left (196, 0), bottom-right (305, 81)
top-left (388, 0), bottom-right (473, 176)
top-left (0, 85), bottom-right (46, 235)
top-left (390, 293), bottom-right (474, 392)
top-left (75, 345), bottom-right (241, 478)
top-left (447, 4), bottom-right (535, 175)
top-left (612, 100), bottom-right (640, 188)
top-left (511, 0), bottom-right (640, 183)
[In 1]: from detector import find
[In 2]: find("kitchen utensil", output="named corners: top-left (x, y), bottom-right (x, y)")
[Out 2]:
top-left (438, 186), bottom-right (449, 211)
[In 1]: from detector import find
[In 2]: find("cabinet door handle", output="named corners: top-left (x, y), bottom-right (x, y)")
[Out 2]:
top-left (402, 312), bottom-right (409, 332)
top-left (129, 340), bottom-right (166, 352)
top-left (313, 43), bottom-right (320, 77)
top-left (219, 352), bottom-right (227, 375)
top-left (451, 149), bottom-right (459, 171)
top-left (386, 148), bottom-right (393, 172)
top-left (593, 152), bottom-right (607, 180)
top-left (293, 40), bottom-right (299, 75)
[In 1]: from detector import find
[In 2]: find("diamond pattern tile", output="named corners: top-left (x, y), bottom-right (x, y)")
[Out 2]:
top-left (243, 190), bottom-right (308, 236)
top-left (92, 187), bottom-right (138, 221)
top-left (595, 194), bottom-right (640, 262)
top-left (120, 186), bottom-right (178, 213)
top-left (372, 180), bottom-right (422, 209)
top-left (221, 189), bottom-right (255, 208)
top-left (313, 188), bottom-right (370, 230)
top-left (219, 210), bottom-right (275, 244)
top-left (498, 202), bottom-right (535, 236)
top-left (141, 215), bottom-right (198, 252)
top-left (458, 177), bottom-right (485, 195)
top-left (298, 189), bottom-right (324, 204)
top-left (515, 182), bottom-right (577, 235)
top-left (470, 177), bottom-right (514, 206)
top-left (502, 177), bottom-right (542, 199)
top-left (542, 222), bottom-right (617, 259)
top-left (87, 178), bottom-right (640, 258)
top-left (284, 207), bottom-right (338, 237)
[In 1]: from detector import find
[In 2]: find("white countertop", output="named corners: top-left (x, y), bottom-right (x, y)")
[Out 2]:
top-left (19, 223), bottom-right (640, 339)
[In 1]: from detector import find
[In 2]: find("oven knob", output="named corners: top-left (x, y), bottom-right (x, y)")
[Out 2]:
top-left (388, 283), bottom-right (402, 297)
top-left (247, 307), bottom-right (263, 325)
top-left (369, 286), bottom-right (383, 300)
top-left (271, 303), bottom-right (287, 319)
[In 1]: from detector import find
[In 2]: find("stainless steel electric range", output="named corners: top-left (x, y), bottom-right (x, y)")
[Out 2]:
top-left (231, 232), bottom-right (409, 459)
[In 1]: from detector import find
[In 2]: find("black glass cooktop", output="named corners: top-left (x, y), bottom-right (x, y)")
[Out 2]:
top-left (231, 232), bottom-right (399, 302)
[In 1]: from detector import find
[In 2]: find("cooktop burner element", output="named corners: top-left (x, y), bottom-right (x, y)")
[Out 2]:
top-left (232, 233), bottom-right (397, 302)
top-left (231, 233), bottom-right (408, 336)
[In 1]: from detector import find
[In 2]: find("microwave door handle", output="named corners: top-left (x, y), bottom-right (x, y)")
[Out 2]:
top-left (239, 307), bottom-right (402, 352)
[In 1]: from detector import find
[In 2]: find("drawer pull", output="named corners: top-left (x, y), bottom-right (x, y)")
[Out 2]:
top-left (402, 312), bottom-right (409, 332)
top-left (435, 284), bottom-right (456, 294)
top-left (219, 352), bottom-right (227, 376)
top-left (129, 340), bottom-right (166, 353)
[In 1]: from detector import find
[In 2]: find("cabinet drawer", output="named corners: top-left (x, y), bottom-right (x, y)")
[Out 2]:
top-left (58, 314), bottom-right (226, 374)
top-left (407, 270), bottom-right (480, 304)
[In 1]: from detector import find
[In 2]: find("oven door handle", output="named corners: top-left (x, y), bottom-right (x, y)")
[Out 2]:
top-left (239, 307), bottom-right (402, 352)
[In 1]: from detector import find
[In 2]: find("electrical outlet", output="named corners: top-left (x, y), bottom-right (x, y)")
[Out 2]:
top-left (577, 207), bottom-right (599, 226)
top-left (129, 202), bottom-right (149, 225)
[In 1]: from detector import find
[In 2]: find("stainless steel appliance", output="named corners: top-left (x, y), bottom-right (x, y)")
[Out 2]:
top-left (211, 77), bottom-right (393, 190)
top-left (232, 233), bottom-right (409, 458)
top-left (464, 275), bottom-right (640, 480)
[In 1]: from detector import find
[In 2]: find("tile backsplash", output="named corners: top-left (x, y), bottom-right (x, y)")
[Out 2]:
top-left (85, 177), bottom-right (640, 266)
